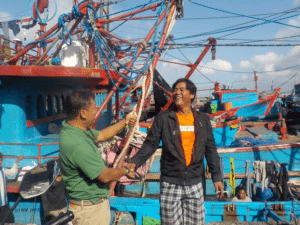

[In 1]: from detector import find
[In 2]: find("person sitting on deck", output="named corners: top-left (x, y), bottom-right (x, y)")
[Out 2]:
top-left (232, 186), bottom-right (252, 202)
top-left (0, 153), bottom-right (25, 223)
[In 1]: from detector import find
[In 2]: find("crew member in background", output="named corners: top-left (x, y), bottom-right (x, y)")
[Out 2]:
top-left (0, 153), bottom-right (25, 223)
top-left (130, 78), bottom-right (223, 225)
top-left (59, 90), bottom-right (137, 225)
top-left (232, 186), bottom-right (252, 202)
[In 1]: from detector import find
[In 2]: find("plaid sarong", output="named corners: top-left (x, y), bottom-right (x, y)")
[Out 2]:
top-left (160, 181), bottom-right (205, 225)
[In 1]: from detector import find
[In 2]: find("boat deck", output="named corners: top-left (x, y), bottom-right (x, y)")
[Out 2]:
top-left (236, 120), bottom-right (300, 145)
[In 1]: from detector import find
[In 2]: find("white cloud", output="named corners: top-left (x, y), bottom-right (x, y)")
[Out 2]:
top-left (198, 59), bottom-right (232, 75)
top-left (0, 12), bottom-right (13, 22)
top-left (294, 0), bottom-right (300, 5)
top-left (252, 52), bottom-right (283, 64)
top-left (236, 46), bottom-right (300, 90)
top-left (161, 59), bottom-right (188, 73)
top-left (275, 16), bottom-right (300, 39)
top-left (241, 74), bottom-right (248, 81)
top-left (236, 60), bottom-right (254, 69)
top-left (160, 58), bottom-right (232, 80)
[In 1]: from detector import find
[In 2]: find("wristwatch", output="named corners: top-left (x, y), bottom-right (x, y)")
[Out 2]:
top-left (123, 166), bottom-right (130, 175)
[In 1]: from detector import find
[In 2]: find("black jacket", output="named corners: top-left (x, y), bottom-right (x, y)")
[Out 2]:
top-left (130, 107), bottom-right (222, 185)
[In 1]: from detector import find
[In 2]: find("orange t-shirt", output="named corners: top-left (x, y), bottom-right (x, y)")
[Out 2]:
top-left (176, 113), bottom-right (195, 166)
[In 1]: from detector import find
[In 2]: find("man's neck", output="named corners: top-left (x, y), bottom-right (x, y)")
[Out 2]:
top-left (176, 106), bottom-right (192, 116)
top-left (66, 120), bottom-right (88, 131)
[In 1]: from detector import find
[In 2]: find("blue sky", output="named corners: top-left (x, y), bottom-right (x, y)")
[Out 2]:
top-left (1, 0), bottom-right (300, 97)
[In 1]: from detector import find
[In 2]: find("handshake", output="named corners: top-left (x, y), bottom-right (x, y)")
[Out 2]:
top-left (122, 163), bottom-right (136, 179)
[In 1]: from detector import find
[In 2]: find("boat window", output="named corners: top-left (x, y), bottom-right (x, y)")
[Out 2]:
top-left (25, 96), bottom-right (34, 120)
top-left (53, 96), bottom-right (60, 114)
top-left (37, 95), bottom-right (45, 119)
top-left (60, 96), bottom-right (65, 113)
top-left (46, 95), bottom-right (53, 117)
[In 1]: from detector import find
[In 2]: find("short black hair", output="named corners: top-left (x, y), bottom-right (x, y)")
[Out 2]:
top-left (172, 78), bottom-right (197, 103)
top-left (65, 90), bottom-right (95, 120)
top-left (0, 152), bottom-right (3, 159)
top-left (238, 185), bottom-right (246, 192)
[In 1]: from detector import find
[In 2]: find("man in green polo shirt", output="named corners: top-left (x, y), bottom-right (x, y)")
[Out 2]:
top-left (59, 90), bottom-right (136, 225)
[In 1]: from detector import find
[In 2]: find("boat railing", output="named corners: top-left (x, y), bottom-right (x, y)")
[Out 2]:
top-left (0, 36), bottom-right (38, 63)
top-left (0, 142), bottom-right (59, 166)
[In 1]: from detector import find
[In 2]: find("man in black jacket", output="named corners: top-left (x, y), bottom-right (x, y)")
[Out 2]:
top-left (130, 78), bottom-right (223, 225)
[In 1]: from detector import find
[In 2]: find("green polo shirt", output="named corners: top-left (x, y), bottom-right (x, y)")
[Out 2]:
top-left (59, 121), bottom-right (109, 203)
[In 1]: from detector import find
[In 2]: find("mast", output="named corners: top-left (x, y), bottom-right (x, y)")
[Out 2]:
top-left (254, 71), bottom-right (258, 91)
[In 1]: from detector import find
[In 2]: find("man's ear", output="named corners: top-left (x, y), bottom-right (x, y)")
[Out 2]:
top-left (80, 109), bottom-right (88, 120)
top-left (190, 94), bottom-right (195, 101)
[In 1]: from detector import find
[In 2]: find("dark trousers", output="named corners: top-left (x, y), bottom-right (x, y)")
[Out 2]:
top-left (0, 204), bottom-right (15, 223)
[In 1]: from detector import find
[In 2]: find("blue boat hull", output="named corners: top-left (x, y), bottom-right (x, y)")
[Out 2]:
top-left (109, 197), bottom-right (300, 224)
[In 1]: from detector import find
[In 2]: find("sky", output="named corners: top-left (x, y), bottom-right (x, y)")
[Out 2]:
top-left (1, 0), bottom-right (300, 97)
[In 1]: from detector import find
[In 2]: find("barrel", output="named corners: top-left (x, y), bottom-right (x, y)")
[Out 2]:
top-left (223, 102), bottom-right (232, 111)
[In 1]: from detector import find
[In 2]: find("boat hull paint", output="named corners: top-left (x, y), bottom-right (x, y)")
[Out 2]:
top-left (7, 194), bottom-right (44, 224)
top-left (235, 98), bottom-right (274, 120)
top-left (213, 124), bottom-right (238, 147)
top-left (109, 197), bottom-right (300, 224)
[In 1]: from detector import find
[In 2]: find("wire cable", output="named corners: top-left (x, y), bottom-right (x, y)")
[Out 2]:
top-left (189, 1), bottom-right (300, 30)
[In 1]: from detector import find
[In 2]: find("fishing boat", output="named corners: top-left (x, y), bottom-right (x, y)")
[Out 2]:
top-left (208, 81), bottom-right (281, 121)
top-left (1, 0), bottom-right (300, 224)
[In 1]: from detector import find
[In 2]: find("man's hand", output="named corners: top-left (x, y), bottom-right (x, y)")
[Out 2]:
top-left (214, 181), bottom-right (224, 198)
top-left (16, 156), bottom-right (25, 163)
top-left (125, 111), bottom-right (137, 127)
top-left (123, 163), bottom-right (136, 179)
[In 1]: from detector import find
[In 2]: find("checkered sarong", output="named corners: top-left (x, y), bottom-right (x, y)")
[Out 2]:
top-left (160, 181), bottom-right (205, 225)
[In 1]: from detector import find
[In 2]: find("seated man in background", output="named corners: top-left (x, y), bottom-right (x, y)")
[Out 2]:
top-left (0, 153), bottom-right (25, 223)
top-left (232, 186), bottom-right (252, 202)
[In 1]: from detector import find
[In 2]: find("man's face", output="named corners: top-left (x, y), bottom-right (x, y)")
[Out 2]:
top-left (172, 82), bottom-right (194, 108)
top-left (0, 158), bottom-right (3, 167)
top-left (81, 99), bottom-right (97, 127)
top-left (238, 189), bottom-right (247, 200)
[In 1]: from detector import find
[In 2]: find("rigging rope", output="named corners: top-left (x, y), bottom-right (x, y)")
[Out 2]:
top-left (83, 0), bottom-right (171, 90)
top-left (172, 11), bottom-right (300, 41)
top-left (189, 1), bottom-right (300, 30)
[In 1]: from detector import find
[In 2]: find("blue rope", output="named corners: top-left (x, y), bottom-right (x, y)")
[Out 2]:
top-left (173, 11), bottom-right (300, 41)
top-left (85, 1), bottom-right (166, 74)
top-left (110, 0), bottom-right (158, 32)
top-left (189, 1), bottom-right (300, 30)
top-left (83, 0), bottom-right (170, 90)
